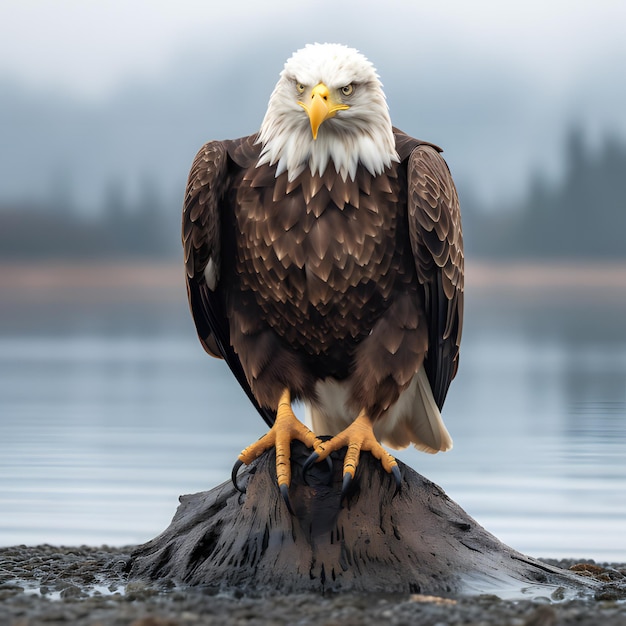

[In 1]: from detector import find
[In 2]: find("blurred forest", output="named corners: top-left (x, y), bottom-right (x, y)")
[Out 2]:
top-left (466, 127), bottom-right (626, 259)
top-left (0, 176), bottom-right (178, 260)
top-left (1, 125), bottom-right (624, 261)
top-left (2, 2), bottom-right (626, 265)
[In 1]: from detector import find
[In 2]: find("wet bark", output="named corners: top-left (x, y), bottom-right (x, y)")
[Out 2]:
top-left (129, 442), bottom-right (596, 597)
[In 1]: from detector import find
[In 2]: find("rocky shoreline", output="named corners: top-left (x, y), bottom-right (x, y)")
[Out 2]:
top-left (1, 545), bottom-right (625, 625)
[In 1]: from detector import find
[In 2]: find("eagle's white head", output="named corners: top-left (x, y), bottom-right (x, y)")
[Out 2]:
top-left (257, 43), bottom-right (399, 182)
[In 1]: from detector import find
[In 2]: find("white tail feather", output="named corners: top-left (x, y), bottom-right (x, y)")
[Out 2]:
top-left (304, 368), bottom-right (453, 454)
top-left (304, 379), bottom-right (353, 436)
top-left (410, 367), bottom-right (453, 453)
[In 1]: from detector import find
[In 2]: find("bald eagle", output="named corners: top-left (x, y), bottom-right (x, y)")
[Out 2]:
top-left (183, 43), bottom-right (463, 505)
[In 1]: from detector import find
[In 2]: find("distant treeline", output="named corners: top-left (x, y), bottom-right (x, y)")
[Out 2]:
top-left (466, 127), bottom-right (626, 259)
top-left (1, 127), bottom-right (625, 260)
top-left (0, 179), bottom-right (182, 260)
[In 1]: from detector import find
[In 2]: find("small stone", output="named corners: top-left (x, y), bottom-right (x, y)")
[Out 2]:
top-left (523, 605), bottom-right (557, 626)
top-left (550, 586), bottom-right (566, 601)
top-left (59, 584), bottom-right (85, 599)
top-left (0, 583), bottom-right (24, 599)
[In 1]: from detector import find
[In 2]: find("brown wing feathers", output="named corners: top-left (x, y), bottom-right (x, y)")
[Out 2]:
top-left (183, 139), bottom-right (276, 427)
top-left (407, 144), bottom-right (464, 409)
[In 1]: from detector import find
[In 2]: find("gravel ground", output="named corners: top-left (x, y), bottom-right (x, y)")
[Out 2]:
top-left (1, 545), bottom-right (626, 626)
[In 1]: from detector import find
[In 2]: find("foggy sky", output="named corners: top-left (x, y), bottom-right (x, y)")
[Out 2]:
top-left (2, 1), bottom-right (624, 98)
top-left (1, 0), bottom-right (625, 210)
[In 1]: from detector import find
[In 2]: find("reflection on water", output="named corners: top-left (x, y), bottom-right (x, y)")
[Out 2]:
top-left (1, 272), bottom-right (625, 561)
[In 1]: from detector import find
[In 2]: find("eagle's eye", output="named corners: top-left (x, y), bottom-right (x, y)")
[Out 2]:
top-left (296, 82), bottom-right (306, 94)
top-left (340, 84), bottom-right (354, 96)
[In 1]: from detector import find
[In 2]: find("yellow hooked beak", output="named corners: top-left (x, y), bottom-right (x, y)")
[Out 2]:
top-left (298, 82), bottom-right (350, 140)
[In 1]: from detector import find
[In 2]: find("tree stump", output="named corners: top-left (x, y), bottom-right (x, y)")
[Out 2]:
top-left (129, 442), bottom-right (596, 597)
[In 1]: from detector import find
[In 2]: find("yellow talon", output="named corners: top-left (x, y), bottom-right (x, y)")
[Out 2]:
top-left (311, 410), bottom-right (398, 480)
top-left (237, 388), bottom-right (322, 489)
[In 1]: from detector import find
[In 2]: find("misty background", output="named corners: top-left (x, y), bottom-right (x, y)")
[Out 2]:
top-left (1, 1), bottom-right (625, 260)
top-left (1, 1), bottom-right (626, 556)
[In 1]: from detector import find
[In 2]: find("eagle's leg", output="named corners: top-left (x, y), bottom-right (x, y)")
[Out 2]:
top-left (303, 411), bottom-right (402, 497)
top-left (232, 388), bottom-right (322, 510)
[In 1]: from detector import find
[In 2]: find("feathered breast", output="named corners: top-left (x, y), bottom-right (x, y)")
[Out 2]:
top-left (228, 157), bottom-right (417, 355)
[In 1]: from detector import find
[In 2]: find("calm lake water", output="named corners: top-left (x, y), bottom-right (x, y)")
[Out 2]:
top-left (1, 264), bottom-right (625, 561)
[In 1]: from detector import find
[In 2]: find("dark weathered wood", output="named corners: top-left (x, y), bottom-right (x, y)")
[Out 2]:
top-left (129, 442), bottom-right (596, 597)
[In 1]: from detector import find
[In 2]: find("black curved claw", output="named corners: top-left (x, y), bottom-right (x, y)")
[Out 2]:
top-left (302, 451), bottom-right (320, 474)
top-left (279, 483), bottom-right (294, 515)
top-left (391, 465), bottom-right (402, 496)
top-left (231, 459), bottom-right (246, 493)
top-left (341, 472), bottom-right (353, 499)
